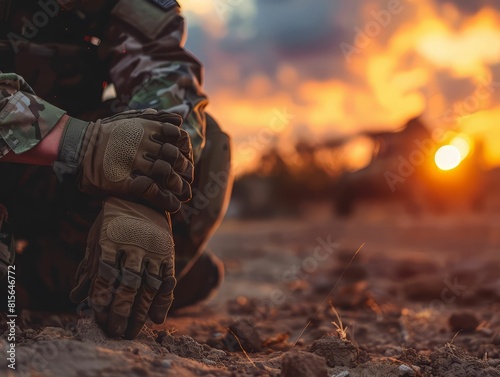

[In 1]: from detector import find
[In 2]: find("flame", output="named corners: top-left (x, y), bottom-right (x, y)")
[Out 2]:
top-left (415, 9), bottom-right (500, 77)
top-left (342, 136), bottom-right (375, 172)
top-left (185, 1), bottom-right (500, 175)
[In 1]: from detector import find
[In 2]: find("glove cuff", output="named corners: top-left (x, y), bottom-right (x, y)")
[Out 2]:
top-left (53, 116), bottom-right (89, 179)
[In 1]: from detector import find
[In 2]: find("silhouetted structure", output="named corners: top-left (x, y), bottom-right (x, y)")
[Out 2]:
top-left (231, 117), bottom-right (488, 218)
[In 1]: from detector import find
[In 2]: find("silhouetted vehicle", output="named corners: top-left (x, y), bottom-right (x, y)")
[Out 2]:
top-left (334, 117), bottom-right (486, 216)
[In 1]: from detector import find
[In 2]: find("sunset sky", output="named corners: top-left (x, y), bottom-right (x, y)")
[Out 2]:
top-left (181, 0), bottom-right (500, 174)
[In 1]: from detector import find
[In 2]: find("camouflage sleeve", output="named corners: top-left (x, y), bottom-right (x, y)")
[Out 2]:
top-left (0, 72), bottom-right (66, 158)
top-left (106, 0), bottom-right (208, 162)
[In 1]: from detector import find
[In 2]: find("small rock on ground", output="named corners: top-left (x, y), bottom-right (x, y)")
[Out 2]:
top-left (448, 312), bottom-right (480, 333)
top-left (306, 335), bottom-right (357, 367)
top-left (280, 350), bottom-right (328, 377)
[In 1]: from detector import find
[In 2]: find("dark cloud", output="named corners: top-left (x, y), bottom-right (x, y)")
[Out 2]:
top-left (186, 0), bottom-right (500, 103)
top-left (249, 0), bottom-right (346, 53)
top-left (221, 0), bottom-right (351, 54)
top-left (190, 0), bottom-right (358, 84)
top-left (434, 72), bottom-right (478, 103)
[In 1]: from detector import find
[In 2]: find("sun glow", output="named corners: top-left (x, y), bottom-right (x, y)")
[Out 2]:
top-left (435, 145), bottom-right (462, 171)
top-left (450, 135), bottom-right (473, 160)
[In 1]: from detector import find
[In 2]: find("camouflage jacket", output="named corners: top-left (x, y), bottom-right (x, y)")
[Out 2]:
top-left (0, 0), bottom-right (208, 161)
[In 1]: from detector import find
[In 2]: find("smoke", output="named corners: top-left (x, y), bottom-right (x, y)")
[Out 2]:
top-left (435, 0), bottom-right (500, 14)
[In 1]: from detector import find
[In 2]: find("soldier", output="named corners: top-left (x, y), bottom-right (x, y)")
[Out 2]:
top-left (0, 0), bottom-right (232, 339)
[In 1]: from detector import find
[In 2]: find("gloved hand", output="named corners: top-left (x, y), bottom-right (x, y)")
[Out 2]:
top-left (54, 109), bottom-right (194, 213)
top-left (70, 197), bottom-right (177, 339)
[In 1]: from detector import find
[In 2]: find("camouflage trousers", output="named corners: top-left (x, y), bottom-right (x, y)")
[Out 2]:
top-left (0, 109), bottom-right (231, 312)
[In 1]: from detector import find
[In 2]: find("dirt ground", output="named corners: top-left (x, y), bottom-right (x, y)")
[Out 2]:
top-left (1, 201), bottom-right (500, 377)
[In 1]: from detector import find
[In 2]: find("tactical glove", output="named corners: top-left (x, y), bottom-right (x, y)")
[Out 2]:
top-left (70, 197), bottom-right (176, 339)
top-left (54, 109), bottom-right (194, 213)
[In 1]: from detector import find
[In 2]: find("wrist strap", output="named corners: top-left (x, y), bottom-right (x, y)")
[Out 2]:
top-left (53, 117), bottom-right (89, 179)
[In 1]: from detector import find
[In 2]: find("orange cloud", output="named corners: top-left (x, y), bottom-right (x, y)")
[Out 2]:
top-left (187, 0), bottom-right (500, 174)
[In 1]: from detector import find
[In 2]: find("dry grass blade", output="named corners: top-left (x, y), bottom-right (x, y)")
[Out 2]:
top-left (228, 328), bottom-right (256, 367)
top-left (329, 302), bottom-right (348, 340)
top-left (450, 330), bottom-right (461, 344)
top-left (292, 242), bottom-right (365, 347)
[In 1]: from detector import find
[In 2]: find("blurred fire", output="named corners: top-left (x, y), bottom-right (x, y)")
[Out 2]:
top-left (183, 1), bottom-right (500, 175)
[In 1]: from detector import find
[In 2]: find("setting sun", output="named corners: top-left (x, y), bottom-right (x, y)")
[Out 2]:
top-left (435, 145), bottom-right (462, 171)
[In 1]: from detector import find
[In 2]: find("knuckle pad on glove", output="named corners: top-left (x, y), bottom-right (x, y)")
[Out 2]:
top-left (107, 216), bottom-right (175, 256)
top-left (103, 121), bottom-right (144, 182)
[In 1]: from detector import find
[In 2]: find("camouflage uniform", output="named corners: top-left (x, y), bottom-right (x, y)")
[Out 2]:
top-left (0, 73), bottom-right (66, 157)
top-left (0, 0), bottom-right (231, 310)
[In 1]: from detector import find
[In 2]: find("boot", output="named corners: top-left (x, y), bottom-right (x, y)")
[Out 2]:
top-left (170, 251), bottom-right (224, 311)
